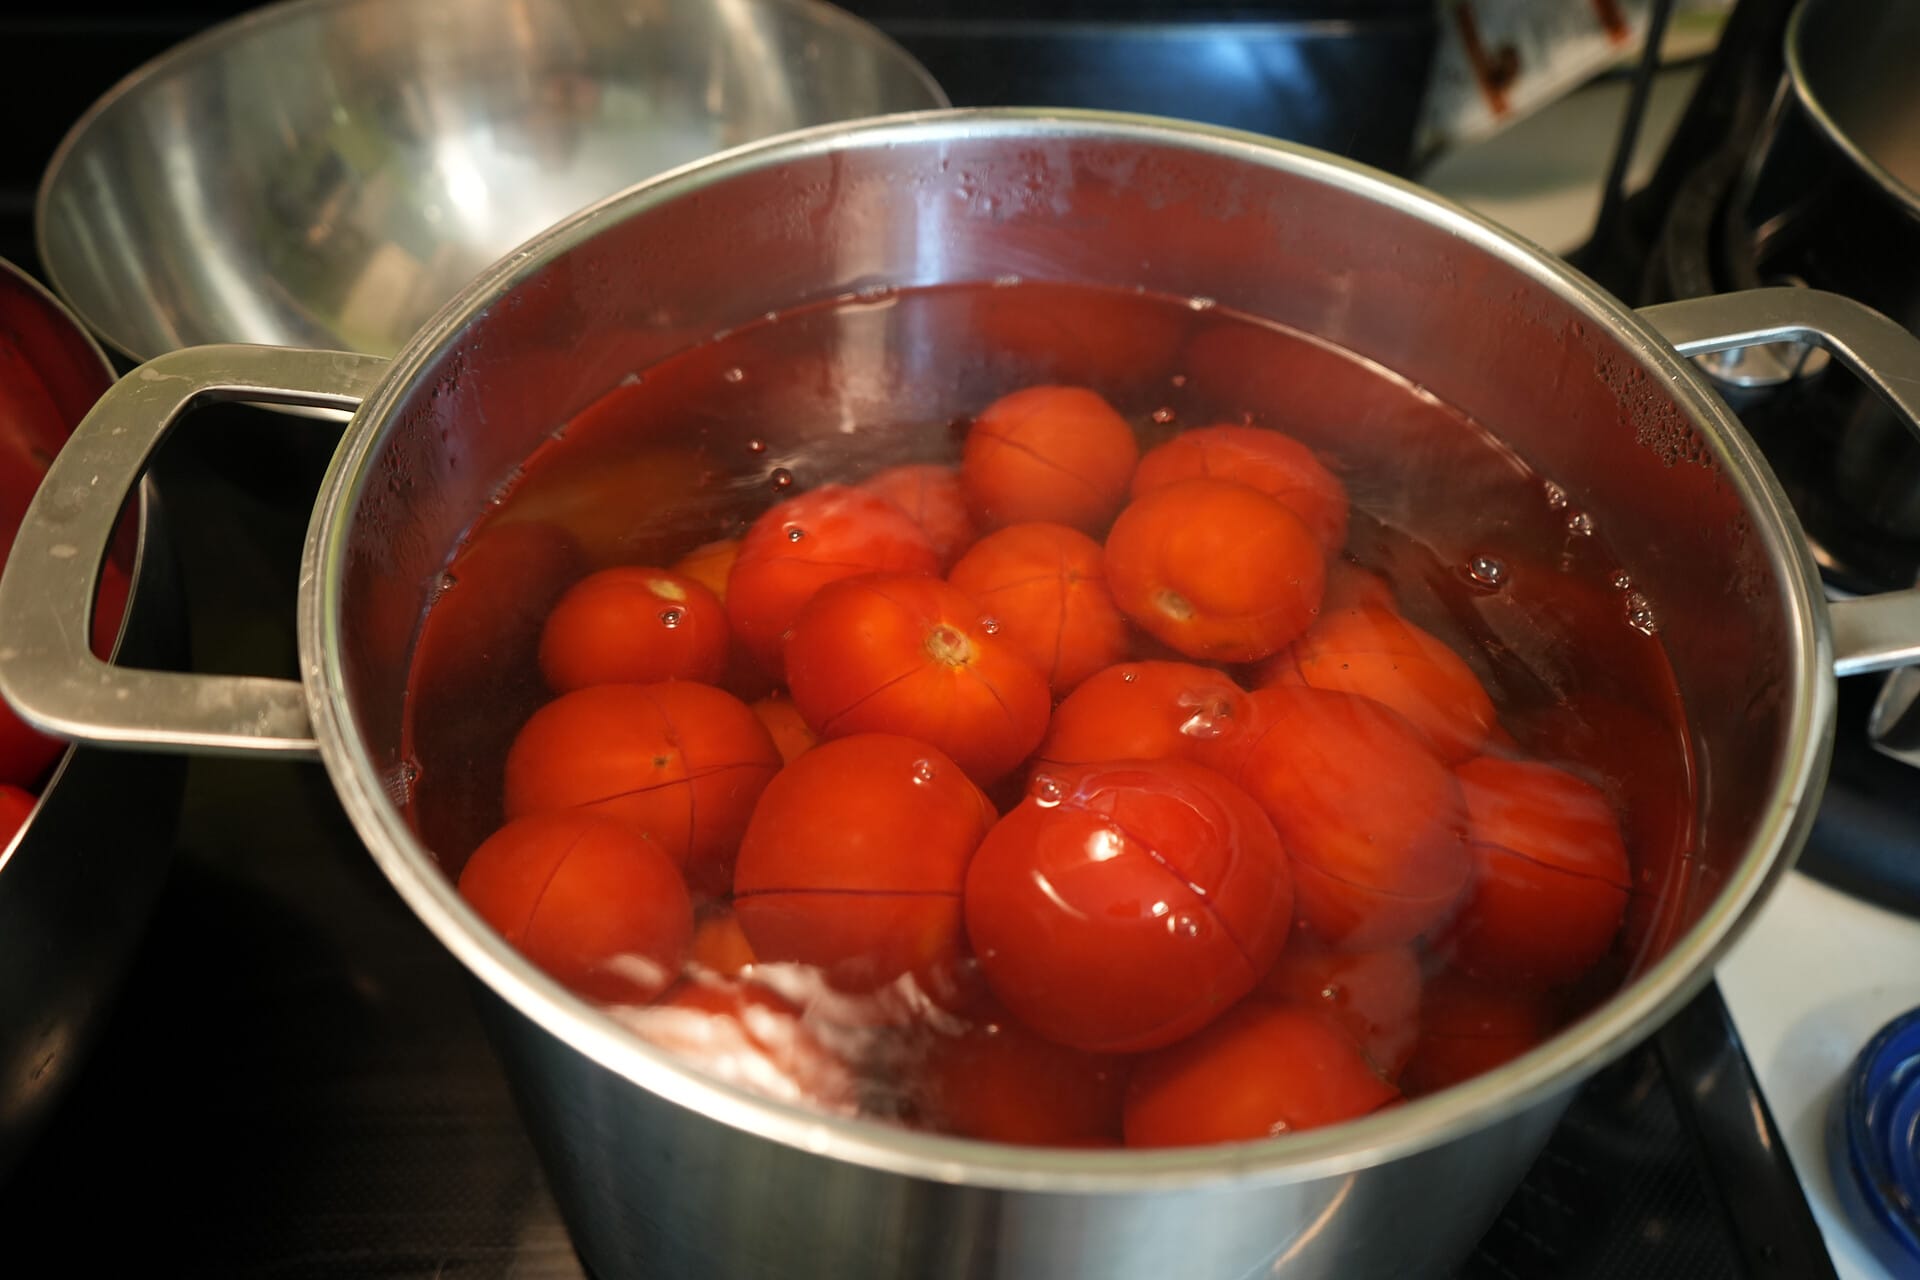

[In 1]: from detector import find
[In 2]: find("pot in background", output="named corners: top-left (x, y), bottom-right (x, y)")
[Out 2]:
top-left (7, 111), bottom-right (1920, 1276)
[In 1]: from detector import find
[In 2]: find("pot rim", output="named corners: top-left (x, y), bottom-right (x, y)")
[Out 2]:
top-left (300, 108), bottom-right (1835, 1192)
top-left (1784, 0), bottom-right (1920, 222)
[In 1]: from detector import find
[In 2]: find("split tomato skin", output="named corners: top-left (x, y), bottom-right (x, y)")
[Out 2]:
top-left (1255, 601), bottom-right (1495, 763)
top-left (1441, 756), bottom-right (1632, 988)
top-left (538, 566), bottom-right (729, 691)
top-left (963, 758), bottom-right (1294, 1054)
top-left (1034, 660), bottom-right (1250, 777)
top-left (947, 521), bottom-right (1130, 696)
top-left (732, 734), bottom-right (997, 996)
top-left (913, 1008), bottom-right (1129, 1147)
top-left (1257, 935), bottom-right (1422, 1078)
top-left (1132, 424), bottom-right (1350, 555)
top-left (502, 681), bottom-right (781, 895)
top-left (1123, 1002), bottom-right (1400, 1148)
top-left (784, 573), bottom-right (1050, 787)
top-left (1196, 686), bottom-right (1469, 949)
top-left (725, 485), bottom-right (940, 677)
top-left (1104, 478), bottom-right (1325, 663)
top-left (457, 810), bottom-right (693, 1005)
top-left (961, 386), bottom-right (1140, 534)
top-left (861, 463), bottom-right (979, 570)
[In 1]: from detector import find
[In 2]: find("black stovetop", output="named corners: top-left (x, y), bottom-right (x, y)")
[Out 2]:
top-left (0, 3), bottom-right (1851, 1277)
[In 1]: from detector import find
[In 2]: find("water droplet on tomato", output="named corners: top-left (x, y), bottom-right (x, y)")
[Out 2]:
top-left (771, 468), bottom-right (795, 493)
top-left (980, 616), bottom-right (1001, 635)
top-left (1120, 669), bottom-right (1139, 684)
top-left (910, 759), bottom-right (936, 784)
top-left (1466, 555), bottom-right (1507, 589)
top-left (1031, 775), bottom-right (1064, 808)
top-left (747, 439), bottom-right (767, 454)
top-left (659, 607), bottom-right (684, 628)
top-left (1169, 912), bottom-right (1204, 938)
top-left (722, 366), bottom-right (745, 384)
top-left (785, 524), bottom-right (805, 542)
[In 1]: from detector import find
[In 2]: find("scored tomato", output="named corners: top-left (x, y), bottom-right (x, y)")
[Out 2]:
top-left (733, 734), bottom-right (997, 998)
top-left (502, 681), bottom-right (780, 896)
top-left (726, 485), bottom-right (940, 677)
top-left (457, 810), bottom-right (693, 1004)
top-left (1196, 686), bottom-right (1469, 949)
top-left (1400, 972), bottom-right (1556, 1097)
top-left (947, 522), bottom-right (1130, 696)
top-left (618, 976), bottom-right (857, 1111)
top-left (1105, 478), bottom-right (1325, 662)
top-left (1439, 756), bottom-right (1631, 988)
top-left (784, 574), bottom-right (1050, 786)
top-left (960, 386), bottom-right (1140, 534)
top-left (1123, 1003), bottom-right (1399, 1148)
top-left (861, 463), bottom-right (979, 570)
top-left (538, 566), bottom-right (730, 691)
top-left (1257, 935), bottom-right (1422, 1079)
top-left (1132, 424), bottom-right (1350, 555)
top-left (1033, 660), bottom-right (1249, 777)
top-left (1254, 600), bottom-right (1495, 763)
top-left (912, 1007), bottom-right (1128, 1147)
top-left (749, 691), bottom-right (818, 765)
top-left (964, 758), bottom-right (1294, 1054)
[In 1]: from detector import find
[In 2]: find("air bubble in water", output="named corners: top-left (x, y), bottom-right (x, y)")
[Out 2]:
top-left (1031, 775), bottom-right (1064, 808)
top-left (980, 616), bottom-right (1001, 635)
top-left (1611, 570), bottom-right (1633, 590)
top-left (770, 468), bottom-right (795, 493)
top-left (1169, 912), bottom-right (1204, 938)
top-left (1178, 701), bottom-right (1233, 740)
top-left (722, 366), bottom-right (745, 384)
top-left (910, 759), bottom-right (936, 784)
top-left (1544, 480), bottom-right (1568, 509)
top-left (1120, 669), bottom-right (1139, 684)
top-left (1467, 555), bottom-right (1507, 589)
top-left (1151, 407), bottom-right (1176, 425)
top-left (785, 524), bottom-right (805, 542)
top-left (659, 607), bottom-right (684, 628)
top-left (1567, 511), bottom-right (1594, 536)
top-left (1626, 591), bottom-right (1659, 635)
top-left (383, 759), bottom-right (421, 807)
top-left (747, 439), bottom-right (767, 455)
top-left (1187, 297), bottom-right (1216, 312)
top-left (992, 274), bottom-right (1022, 288)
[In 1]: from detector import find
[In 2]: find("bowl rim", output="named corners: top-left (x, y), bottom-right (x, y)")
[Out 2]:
top-left (33, 0), bottom-right (951, 366)
top-left (301, 107), bottom-right (1835, 1193)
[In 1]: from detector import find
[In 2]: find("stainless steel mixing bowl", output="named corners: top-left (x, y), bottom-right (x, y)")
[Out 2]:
top-left (35, 0), bottom-right (947, 362)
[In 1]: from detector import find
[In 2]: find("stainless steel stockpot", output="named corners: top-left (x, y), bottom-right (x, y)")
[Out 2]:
top-left (7, 110), bottom-right (1920, 1278)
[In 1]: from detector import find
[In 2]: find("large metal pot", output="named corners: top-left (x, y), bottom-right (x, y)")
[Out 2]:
top-left (0, 260), bottom-right (185, 1179)
top-left (5, 110), bottom-right (1920, 1277)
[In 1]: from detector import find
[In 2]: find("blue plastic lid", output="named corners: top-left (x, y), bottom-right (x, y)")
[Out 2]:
top-left (1828, 1006), bottom-right (1920, 1278)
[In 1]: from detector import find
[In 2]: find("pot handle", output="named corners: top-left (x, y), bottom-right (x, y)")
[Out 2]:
top-left (1638, 288), bottom-right (1920, 677)
top-left (0, 344), bottom-right (388, 758)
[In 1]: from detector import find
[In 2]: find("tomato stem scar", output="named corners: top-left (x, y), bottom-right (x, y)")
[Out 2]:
top-left (925, 624), bottom-right (974, 667)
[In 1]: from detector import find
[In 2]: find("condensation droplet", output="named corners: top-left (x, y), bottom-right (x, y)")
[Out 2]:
top-left (658, 607), bottom-right (684, 628)
top-left (785, 524), bottom-right (805, 542)
top-left (1187, 296), bottom-right (1216, 312)
top-left (1567, 511), bottom-right (1595, 536)
top-left (1031, 775), bottom-right (1064, 808)
top-left (747, 438), bottom-right (767, 455)
top-left (1467, 555), bottom-right (1507, 588)
top-left (1544, 480), bottom-right (1569, 509)
top-left (722, 366), bottom-right (745, 384)
top-left (770, 468), bottom-right (795, 493)
top-left (910, 758), bottom-right (936, 784)
top-left (1626, 591), bottom-right (1660, 635)
top-left (980, 616), bottom-right (1001, 635)
top-left (1151, 407), bottom-right (1176, 425)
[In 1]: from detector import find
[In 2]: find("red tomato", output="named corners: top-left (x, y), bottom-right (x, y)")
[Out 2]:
top-left (1400, 973), bottom-right (1555, 1097)
top-left (1440, 756), bottom-right (1631, 987)
top-left (914, 1008), bottom-right (1128, 1146)
top-left (457, 810), bottom-right (693, 1004)
top-left (947, 522), bottom-right (1129, 696)
top-left (784, 574), bottom-right (1050, 786)
top-left (861, 463), bottom-right (979, 570)
top-left (538, 566), bottom-right (729, 691)
top-left (1323, 561), bottom-right (1397, 614)
top-left (671, 537), bottom-right (739, 603)
top-left (619, 976), bottom-right (857, 1111)
top-left (725, 486), bottom-right (939, 677)
top-left (1132, 425), bottom-right (1350, 554)
top-left (0, 782), bottom-right (36, 846)
top-left (1257, 935), bottom-right (1422, 1078)
top-left (733, 735), bottom-right (997, 996)
top-left (689, 908), bottom-right (757, 977)
top-left (1196, 687), bottom-right (1469, 949)
top-left (960, 386), bottom-right (1139, 534)
top-left (1105, 479), bottom-right (1325, 662)
top-left (963, 759), bottom-right (1294, 1053)
top-left (502, 681), bottom-right (780, 895)
top-left (1123, 1003), bottom-right (1399, 1147)
top-left (749, 692), bottom-right (817, 765)
top-left (1254, 601), bottom-right (1495, 763)
top-left (1034, 661), bottom-right (1250, 776)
